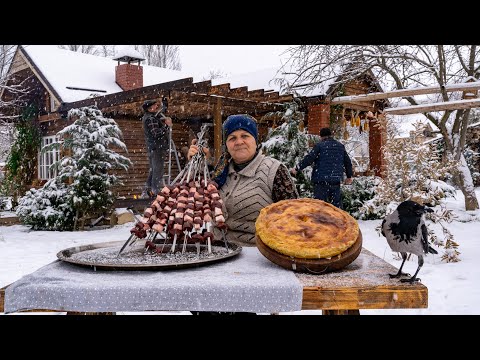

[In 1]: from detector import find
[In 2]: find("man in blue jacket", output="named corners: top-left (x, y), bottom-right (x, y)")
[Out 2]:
top-left (291, 127), bottom-right (353, 209)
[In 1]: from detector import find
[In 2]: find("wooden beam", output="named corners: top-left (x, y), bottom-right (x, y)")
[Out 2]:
top-left (247, 89), bottom-right (265, 101)
top-left (331, 81), bottom-right (480, 104)
top-left (208, 83), bottom-right (230, 96)
top-left (384, 98), bottom-right (480, 115)
top-left (214, 98), bottom-right (223, 162)
top-left (59, 77), bottom-right (195, 112)
top-left (229, 86), bottom-right (248, 98)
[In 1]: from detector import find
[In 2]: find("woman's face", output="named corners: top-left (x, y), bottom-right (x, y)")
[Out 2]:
top-left (226, 129), bottom-right (257, 164)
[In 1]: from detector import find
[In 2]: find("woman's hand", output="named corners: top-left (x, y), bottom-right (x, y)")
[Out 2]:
top-left (187, 139), bottom-right (211, 160)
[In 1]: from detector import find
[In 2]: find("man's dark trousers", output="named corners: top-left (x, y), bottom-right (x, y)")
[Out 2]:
top-left (314, 181), bottom-right (342, 209)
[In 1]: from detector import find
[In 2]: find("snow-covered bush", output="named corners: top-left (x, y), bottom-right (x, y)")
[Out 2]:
top-left (364, 118), bottom-right (456, 215)
top-left (16, 179), bottom-right (75, 230)
top-left (341, 176), bottom-right (382, 219)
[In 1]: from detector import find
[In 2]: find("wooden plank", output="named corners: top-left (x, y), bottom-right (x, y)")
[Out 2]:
top-left (38, 113), bottom-right (61, 122)
top-left (296, 248), bottom-right (428, 311)
top-left (229, 86), bottom-right (248, 98)
top-left (214, 97), bottom-right (223, 162)
top-left (332, 81), bottom-right (480, 104)
top-left (384, 98), bottom-right (480, 115)
top-left (208, 83), bottom-right (230, 96)
top-left (302, 285), bottom-right (427, 310)
top-left (0, 286), bottom-right (5, 312)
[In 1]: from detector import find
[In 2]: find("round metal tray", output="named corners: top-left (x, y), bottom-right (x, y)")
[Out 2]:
top-left (56, 240), bottom-right (242, 271)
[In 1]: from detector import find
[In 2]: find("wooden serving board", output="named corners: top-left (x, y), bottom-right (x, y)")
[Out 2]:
top-left (256, 230), bottom-right (362, 274)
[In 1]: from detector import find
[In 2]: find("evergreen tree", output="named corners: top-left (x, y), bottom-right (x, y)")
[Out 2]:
top-left (261, 100), bottom-right (319, 197)
top-left (17, 106), bottom-right (132, 230)
top-left (58, 106), bottom-right (133, 225)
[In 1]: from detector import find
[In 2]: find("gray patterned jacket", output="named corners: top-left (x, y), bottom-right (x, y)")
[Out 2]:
top-left (215, 153), bottom-right (281, 246)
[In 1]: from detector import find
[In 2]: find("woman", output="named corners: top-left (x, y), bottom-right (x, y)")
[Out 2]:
top-left (188, 114), bottom-right (298, 247)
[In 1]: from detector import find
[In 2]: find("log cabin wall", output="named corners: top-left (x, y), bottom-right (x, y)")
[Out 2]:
top-left (112, 117), bottom-right (193, 199)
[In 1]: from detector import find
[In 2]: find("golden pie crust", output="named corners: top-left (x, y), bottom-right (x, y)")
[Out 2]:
top-left (255, 198), bottom-right (359, 259)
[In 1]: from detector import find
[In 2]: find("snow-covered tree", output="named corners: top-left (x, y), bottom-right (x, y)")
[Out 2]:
top-left (276, 45), bottom-right (480, 210)
top-left (134, 45), bottom-right (181, 70)
top-left (17, 106), bottom-right (132, 230)
top-left (202, 69), bottom-right (228, 81)
top-left (261, 100), bottom-right (319, 197)
top-left (58, 45), bottom-right (100, 55)
top-left (1, 45), bottom-right (29, 125)
top-left (58, 106), bottom-right (132, 226)
top-left (57, 45), bottom-right (117, 58)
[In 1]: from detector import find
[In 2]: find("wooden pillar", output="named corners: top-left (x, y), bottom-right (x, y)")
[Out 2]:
top-left (307, 103), bottom-right (330, 135)
top-left (213, 98), bottom-right (223, 163)
top-left (368, 113), bottom-right (386, 177)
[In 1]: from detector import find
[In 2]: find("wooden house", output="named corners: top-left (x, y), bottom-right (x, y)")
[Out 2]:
top-left (1, 45), bottom-right (387, 204)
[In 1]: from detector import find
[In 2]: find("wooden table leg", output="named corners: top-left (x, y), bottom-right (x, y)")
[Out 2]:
top-left (0, 286), bottom-right (6, 313)
top-left (322, 309), bottom-right (360, 315)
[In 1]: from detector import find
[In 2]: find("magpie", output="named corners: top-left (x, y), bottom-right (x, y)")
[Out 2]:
top-left (381, 200), bottom-right (437, 283)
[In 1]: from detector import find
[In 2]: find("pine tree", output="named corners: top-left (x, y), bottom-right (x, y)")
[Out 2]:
top-left (57, 106), bottom-right (133, 227)
top-left (261, 100), bottom-right (319, 197)
top-left (17, 106), bottom-right (132, 230)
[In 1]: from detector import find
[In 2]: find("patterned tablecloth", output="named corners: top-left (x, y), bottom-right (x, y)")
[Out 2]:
top-left (5, 247), bottom-right (303, 314)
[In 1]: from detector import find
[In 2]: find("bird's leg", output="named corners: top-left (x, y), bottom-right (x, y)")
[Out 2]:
top-left (401, 256), bottom-right (423, 283)
top-left (389, 252), bottom-right (411, 278)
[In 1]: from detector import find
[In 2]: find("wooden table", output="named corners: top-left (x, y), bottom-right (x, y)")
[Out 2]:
top-left (0, 249), bottom-right (427, 315)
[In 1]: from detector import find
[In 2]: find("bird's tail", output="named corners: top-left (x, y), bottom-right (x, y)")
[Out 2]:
top-left (428, 245), bottom-right (438, 255)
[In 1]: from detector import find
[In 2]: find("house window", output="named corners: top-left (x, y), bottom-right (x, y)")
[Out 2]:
top-left (38, 136), bottom-right (60, 180)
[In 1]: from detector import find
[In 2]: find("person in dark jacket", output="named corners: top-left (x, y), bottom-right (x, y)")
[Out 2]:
top-left (291, 127), bottom-right (353, 209)
top-left (141, 100), bottom-right (172, 197)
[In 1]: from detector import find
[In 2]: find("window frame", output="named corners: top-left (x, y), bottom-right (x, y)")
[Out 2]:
top-left (38, 135), bottom-right (60, 180)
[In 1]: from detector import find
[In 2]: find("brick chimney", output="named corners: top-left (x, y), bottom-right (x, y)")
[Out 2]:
top-left (306, 102), bottom-right (330, 136)
top-left (112, 46), bottom-right (145, 91)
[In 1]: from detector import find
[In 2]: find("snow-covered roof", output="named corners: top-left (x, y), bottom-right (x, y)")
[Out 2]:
top-left (19, 46), bottom-right (342, 106)
top-left (21, 45), bottom-right (194, 103)
top-left (211, 67), bottom-right (333, 97)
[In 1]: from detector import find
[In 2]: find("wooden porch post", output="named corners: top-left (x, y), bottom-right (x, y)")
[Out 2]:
top-left (368, 113), bottom-right (386, 177)
top-left (213, 97), bottom-right (223, 163)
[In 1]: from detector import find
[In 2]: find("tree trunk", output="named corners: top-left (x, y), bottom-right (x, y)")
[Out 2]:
top-left (453, 155), bottom-right (479, 211)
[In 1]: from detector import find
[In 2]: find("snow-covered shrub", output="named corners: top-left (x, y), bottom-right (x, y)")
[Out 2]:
top-left (341, 176), bottom-right (381, 219)
top-left (16, 179), bottom-right (75, 230)
top-left (370, 118), bottom-right (456, 208)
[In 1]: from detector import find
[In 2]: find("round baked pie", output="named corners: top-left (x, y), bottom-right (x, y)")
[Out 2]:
top-left (255, 198), bottom-right (360, 259)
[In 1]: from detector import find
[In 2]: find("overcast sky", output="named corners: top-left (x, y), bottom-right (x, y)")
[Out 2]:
top-left (178, 45), bottom-right (292, 80)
